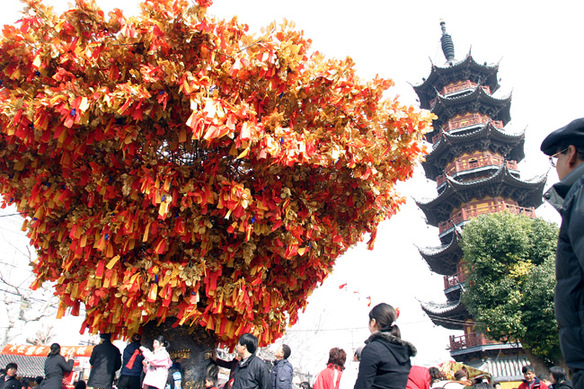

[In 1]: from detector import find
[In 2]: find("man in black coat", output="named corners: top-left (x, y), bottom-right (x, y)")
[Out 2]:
top-left (231, 334), bottom-right (271, 389)
top-left (0, 363), bottom-right (22, 389)
top-left (541, 117), bottom-right (584, 389)
top-left (87, 333), bottom-right (122, 389)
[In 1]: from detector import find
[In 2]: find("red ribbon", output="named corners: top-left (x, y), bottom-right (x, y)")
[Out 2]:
top-left (125, 349), bottom-right (142, 369)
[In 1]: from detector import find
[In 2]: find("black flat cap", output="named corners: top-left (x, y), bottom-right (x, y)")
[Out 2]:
top-left (541, 117), bottom-right (584, 156)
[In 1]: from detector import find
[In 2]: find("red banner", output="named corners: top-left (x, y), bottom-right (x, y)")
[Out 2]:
top-left (1, 344), bottom-right (94, 358)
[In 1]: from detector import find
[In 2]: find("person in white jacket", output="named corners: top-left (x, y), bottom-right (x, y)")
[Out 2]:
top-left (140, 336), bottom-right (172, 389)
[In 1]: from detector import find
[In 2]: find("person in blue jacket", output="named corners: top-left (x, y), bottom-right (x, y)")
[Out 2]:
top-left (271, 345), bottom-right (293, 389)
top-left (118, 334), bottom-right (145, 389)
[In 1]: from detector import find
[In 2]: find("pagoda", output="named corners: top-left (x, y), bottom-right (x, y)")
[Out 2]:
top-left (413, 22), bottom-right (546, 379)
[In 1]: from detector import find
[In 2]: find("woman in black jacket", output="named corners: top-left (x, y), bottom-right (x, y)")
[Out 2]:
top-left (354, 303), bottom-right (416, 389)
top-left (43, 343), bottom-right (74, 389)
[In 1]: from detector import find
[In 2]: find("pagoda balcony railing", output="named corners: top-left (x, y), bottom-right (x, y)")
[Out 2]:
top-left (444, 271), bottom-right (466, 289)
top-left (444, 158), bottom-right (518, 177)
top-left (435, 160), bottom-right (518, 187)
top-left (438, 204), bottom-right (537, 236)
top-left (429, 84), bottom-right (492, 107)
top-left (449, 332), bottom-right (498, 351)
top-left (432, 116), bottom-right (504, 143)
top-left (441, 81), bottom-right (491, 97)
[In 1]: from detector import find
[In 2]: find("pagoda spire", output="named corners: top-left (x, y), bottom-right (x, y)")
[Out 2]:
top-left (440, 20), bottom-right (455, 61)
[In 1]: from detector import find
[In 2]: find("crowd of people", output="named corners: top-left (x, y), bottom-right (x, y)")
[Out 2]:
top-left (0, 298), bottom-right (580, 389)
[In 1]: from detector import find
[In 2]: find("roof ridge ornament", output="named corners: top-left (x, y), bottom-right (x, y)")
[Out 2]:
top-left (440, 20), bottom-right (455, 62)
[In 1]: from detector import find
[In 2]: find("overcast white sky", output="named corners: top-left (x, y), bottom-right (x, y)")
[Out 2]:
top-left (1, 0), bottom-right (583, 376)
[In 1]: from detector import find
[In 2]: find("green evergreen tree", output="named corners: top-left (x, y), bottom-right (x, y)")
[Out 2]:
top-left (461, 212), bottom-right (562, 368)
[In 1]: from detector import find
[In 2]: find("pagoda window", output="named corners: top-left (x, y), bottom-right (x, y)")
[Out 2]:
top-left (468, 158), bottom-right (478, 168)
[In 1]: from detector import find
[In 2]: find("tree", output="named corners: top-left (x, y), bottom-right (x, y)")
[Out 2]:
top-left (0, 0), bottom-right (431, 349)
top-left (460, 212), bottom-right (562, 370)
top-left (0, 238), bottom-right (60, 345)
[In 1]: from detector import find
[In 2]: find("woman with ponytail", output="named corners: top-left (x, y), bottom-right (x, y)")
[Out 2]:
top-left (139, 336), bottom-right (172, 389)
top-left (43, 343), bottom-right (74, 389)
top-left (354, 303), bottom-right (416, 389)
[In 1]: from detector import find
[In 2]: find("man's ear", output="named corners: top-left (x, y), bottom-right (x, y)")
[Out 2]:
top-left (568, 145), bottom-right (579, 166)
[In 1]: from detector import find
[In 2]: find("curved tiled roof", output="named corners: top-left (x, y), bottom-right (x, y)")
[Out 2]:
top-left (431, 87), bottom-right (511, 129)
top-left (423, 123), bottom-right (525, 179)
top-left (0, 354), bottom-right (45, 379)
top-left (420, 298), bottom-right (469, 330)
top-left (414, 53), bottom-right (500, 109)
top-left (416, 166), bottom-right (547, 226)
top-left (417, 233), bottom-right (462, 275)
top-left (471, 356), bottom-right (529, 382)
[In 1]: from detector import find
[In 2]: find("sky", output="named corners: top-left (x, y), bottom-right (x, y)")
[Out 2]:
top-left (1, 0), bottom-right (584, 379)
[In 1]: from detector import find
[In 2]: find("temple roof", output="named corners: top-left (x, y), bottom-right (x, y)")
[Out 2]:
top-left (471, 356), bottom-right (530, 382)
top-left (417, 233), bottom-right (462, 275)
top-left (422, 122), bottom-right (526, 179)
top-left (414, 53), bottom-right (500, 110)
top-left (420, 298), bottom-right (469, 330)
top-left (416, 166), bottom-right (547, 226)
top-left (430, 87), bottom-right (511, 130)
top-left (0, 354), bottom-right (44, 379)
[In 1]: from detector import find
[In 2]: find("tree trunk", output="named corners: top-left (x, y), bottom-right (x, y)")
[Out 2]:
top-left (142, 318), bottom-right (218, 389)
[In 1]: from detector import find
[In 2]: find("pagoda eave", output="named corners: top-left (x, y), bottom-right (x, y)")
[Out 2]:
top-left (414, 53), bottom-right (500, 109)
top-left (431, 88), bottom-right (512, 127)
top-left (417, 234), bottom-right (462, 275)
top-left (416, 167), bottom-right (547, 225)
top-left (422, 123), bottom-right (526, 179)
top-left (420, 298), bottom-right (469, 330)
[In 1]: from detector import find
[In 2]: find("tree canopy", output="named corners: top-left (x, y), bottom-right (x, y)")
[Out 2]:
top-left (461, 212), bottom-right (561, 364)
top-left (0, 0), bottom-right (432, 345)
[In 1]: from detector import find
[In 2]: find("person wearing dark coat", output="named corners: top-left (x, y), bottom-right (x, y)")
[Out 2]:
top-left (541, 118), bottom-right (584, 389)
top-left (0, 363), bottom-right (22, 389)
top-left (354, 303), bottom-right (416, 389)
top-left (213, 354), bottom-right (240, 389)
top-left (549, 366), bottom-right (573, 389)
top-left (231, 334), bottom-right (271, 389)
top-left (87, 333), bottom-right (122, 389)
top-left (118, 334), bottom-right (145, 389)
top-left (271, 345), bottom-right (293, 389)
top-left (43, 344), bottom-right (75, 389)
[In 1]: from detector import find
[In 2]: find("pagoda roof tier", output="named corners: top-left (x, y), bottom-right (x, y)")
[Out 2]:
top-left (415, 167), bottom-right (546, 226)
top-left (417, 233), bottom-right (462, 275)
top-left (414, 53), bottom-right (500, 110)
top-left (423, 123), bottom-right (525, 180)
top-left (420, 298), bottom-right (469, 330)
top-left (431, 87), bottom-right (511, 131)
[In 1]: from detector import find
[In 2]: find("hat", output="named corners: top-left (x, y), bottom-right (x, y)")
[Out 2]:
top-left (100, 333), bottom-right (111, 340)
top-left (541, 117), bottom-right (584, 156)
